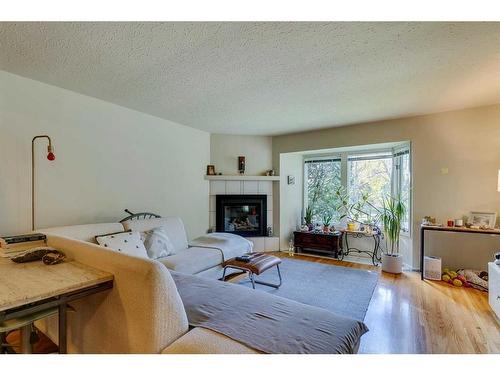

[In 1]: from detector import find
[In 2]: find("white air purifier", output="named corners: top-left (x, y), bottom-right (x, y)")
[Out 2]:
top-left (423, 256), bottom-right (442, 280)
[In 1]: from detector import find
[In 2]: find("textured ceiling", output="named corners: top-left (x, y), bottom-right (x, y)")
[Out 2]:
top-left (2, 22), bottom-right (500, 135)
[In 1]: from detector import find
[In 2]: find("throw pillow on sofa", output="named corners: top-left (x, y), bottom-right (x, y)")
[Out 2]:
top-left (95, 230), bottom-right (148, 258)
top-left (142, 227), bottom-right (176, 259)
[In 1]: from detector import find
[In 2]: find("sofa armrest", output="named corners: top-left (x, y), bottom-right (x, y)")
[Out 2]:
top-left (39, 234), bottom-right (189, 353)
top-left (162, 327), bottom-right (259, 354)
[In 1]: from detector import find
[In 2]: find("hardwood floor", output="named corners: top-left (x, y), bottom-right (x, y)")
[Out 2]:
top-left (272, 252), bottom-right (500, 354)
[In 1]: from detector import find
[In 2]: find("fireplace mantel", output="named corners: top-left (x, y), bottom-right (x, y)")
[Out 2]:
top-left (205, 175), bottom-right (279, 181)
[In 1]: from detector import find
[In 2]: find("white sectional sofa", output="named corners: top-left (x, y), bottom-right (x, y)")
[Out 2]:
top-left (42, 217), bottom-right (231, 279)
top-left (36, 217), bottom-right (367, 354)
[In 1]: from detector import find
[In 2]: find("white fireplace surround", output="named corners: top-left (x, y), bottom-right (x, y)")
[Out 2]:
top-left (208, 178), bottom-right (279, 252)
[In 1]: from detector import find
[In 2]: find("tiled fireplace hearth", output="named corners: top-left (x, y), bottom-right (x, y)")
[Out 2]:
top-left (207, 177), bottom-right (279, 252)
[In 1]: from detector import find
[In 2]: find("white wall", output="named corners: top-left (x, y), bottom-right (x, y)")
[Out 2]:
top-left (0, 71), bottom-right (210, 239)
top-left (278, 153), bottom-right (304, 250)
top-left (210, 134), bottom-right (274, 175)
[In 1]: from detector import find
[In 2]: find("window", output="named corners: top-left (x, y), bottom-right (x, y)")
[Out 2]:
top-left (348, 152), bottom-right (393, 224)
top-left (303, 144), bottom-right (411, 234)
top-left (304, 158), bottom-right (342, 223)
top-left (393, 148), bottom-right (411, 232)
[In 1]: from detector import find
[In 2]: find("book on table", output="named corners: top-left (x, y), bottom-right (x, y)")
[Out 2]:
top-left (0, 233), bottom-right (47, 257)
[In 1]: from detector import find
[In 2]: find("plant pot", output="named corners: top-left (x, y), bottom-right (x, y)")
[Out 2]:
top-left (381, 253), bottom-right (403, 274)
top-left (347, 222), bottom-right (358, 231)
top-left (307, 223), bottom-right (313, 231)
top-left (323, 225), bottom-right (329, 233)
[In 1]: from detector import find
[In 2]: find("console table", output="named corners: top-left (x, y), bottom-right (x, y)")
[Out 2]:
top-left (339, 230), bottom-right (383, 266)
top-left (0, 258), bottom-right (113, 354)
top-left (420, 225), bottom-right (500, 280)
top-left (293, 231), bottom-right (342, 258)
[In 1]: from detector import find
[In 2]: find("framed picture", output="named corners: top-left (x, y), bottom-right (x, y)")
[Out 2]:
top-left (468, 211), bottom-right (497, 228)
top-left (206, 165), bottom-right (216, 175)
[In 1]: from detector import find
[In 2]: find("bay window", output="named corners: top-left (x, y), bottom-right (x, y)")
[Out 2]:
top-left (303, 144), bottom-right (411, 234)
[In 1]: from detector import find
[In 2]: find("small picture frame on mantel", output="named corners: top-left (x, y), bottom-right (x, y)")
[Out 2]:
top-left (206, 165), bottom-right (216, 176)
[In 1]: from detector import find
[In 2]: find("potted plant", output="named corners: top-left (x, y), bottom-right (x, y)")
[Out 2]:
top-left (334, 187), bottom-right (370, 231)
top-left (378, 194), bottom-right (406, 274)
top-left (304, 206), bottom-right (314, 231)
top-left (322, 213), bottom-right (333, 233)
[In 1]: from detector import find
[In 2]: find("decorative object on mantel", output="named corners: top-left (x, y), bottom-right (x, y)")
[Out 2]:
top-left (206, 165), bottom-right (216, 175)
top-left (238, 156), bottom-right (245, 174)
top-left (32, 135), bottom-right (56, 230)
top-left (265, 169), bottom-right (275, 176)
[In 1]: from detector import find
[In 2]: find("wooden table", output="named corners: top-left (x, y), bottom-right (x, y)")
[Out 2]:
top-left (293, 231), bottom-right (343, 258)
top-left (0, 257), bottom-right (113, 353)
top-left (420, 225), bottom-right (500, 280)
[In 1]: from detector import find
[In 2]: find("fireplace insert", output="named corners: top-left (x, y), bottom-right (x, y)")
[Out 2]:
top-left (216, 195), bottom-right (267, 237)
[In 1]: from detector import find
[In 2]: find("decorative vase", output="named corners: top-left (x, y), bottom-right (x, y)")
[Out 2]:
top-left (307, 223), bottom-right (313, 231)
top-left (381, 253), bottom-right (403, 274)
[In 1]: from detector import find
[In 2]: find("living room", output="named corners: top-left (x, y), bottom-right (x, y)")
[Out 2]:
top-left (1, 1), bottom-right (500, 372)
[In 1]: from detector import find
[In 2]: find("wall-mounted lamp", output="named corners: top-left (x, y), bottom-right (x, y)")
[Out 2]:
top-left (32, 135), bottom-right (56, 230)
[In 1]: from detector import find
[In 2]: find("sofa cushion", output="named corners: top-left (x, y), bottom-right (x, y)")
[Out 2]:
top-left (95, 230), bottom-right (148, 258)
top-left (157, 246), bottom-right (222, 275)
top-left (40, 223), bottom-right (125, 243)
top-left (142, 227), bottom-right (176, 259)
top-left (122, 217), bottom-right (188, 253)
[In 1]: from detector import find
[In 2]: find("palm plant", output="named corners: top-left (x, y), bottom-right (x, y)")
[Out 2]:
top-left (378, 194), bottom-right (406, 256)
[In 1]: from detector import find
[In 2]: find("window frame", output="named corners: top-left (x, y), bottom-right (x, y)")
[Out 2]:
top-left (303, 155), bottom-right (342, 224)
top-left (302, 144), bottom-right (412, 237)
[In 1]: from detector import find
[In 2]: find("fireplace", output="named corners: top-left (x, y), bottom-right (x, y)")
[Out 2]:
top-left (216, 195), bottom-right (267, 237)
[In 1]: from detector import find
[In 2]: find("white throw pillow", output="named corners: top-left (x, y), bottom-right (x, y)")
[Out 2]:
top-left (142, 227), bottom-right (176, 259)
top-left (96, 231), bottom-right (148, 258)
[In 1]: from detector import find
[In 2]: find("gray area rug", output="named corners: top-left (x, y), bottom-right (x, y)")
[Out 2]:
top-left (237, 258), bottom-right (378, 321)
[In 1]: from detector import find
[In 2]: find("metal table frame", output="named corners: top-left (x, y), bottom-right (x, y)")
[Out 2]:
top-left (339, 231), bottom-right (383, 266)
top-left (0, 280), bottom-right (113, 354)
top-left (420, 225), bottom-right (500, 280)
top-left (222, 264), bottom-right (282, 289)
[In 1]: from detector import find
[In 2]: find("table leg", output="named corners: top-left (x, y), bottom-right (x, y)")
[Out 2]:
top-left (420, 227), bottom-right (425, 280)
top-left (249, 272), bottom-right (256, 289)
top-left (252, 265), bottom-right (282, 289)
top-left (58, 303), bottom-right (67, 354)
top-left (20, 325), bottom-right (32, 354)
